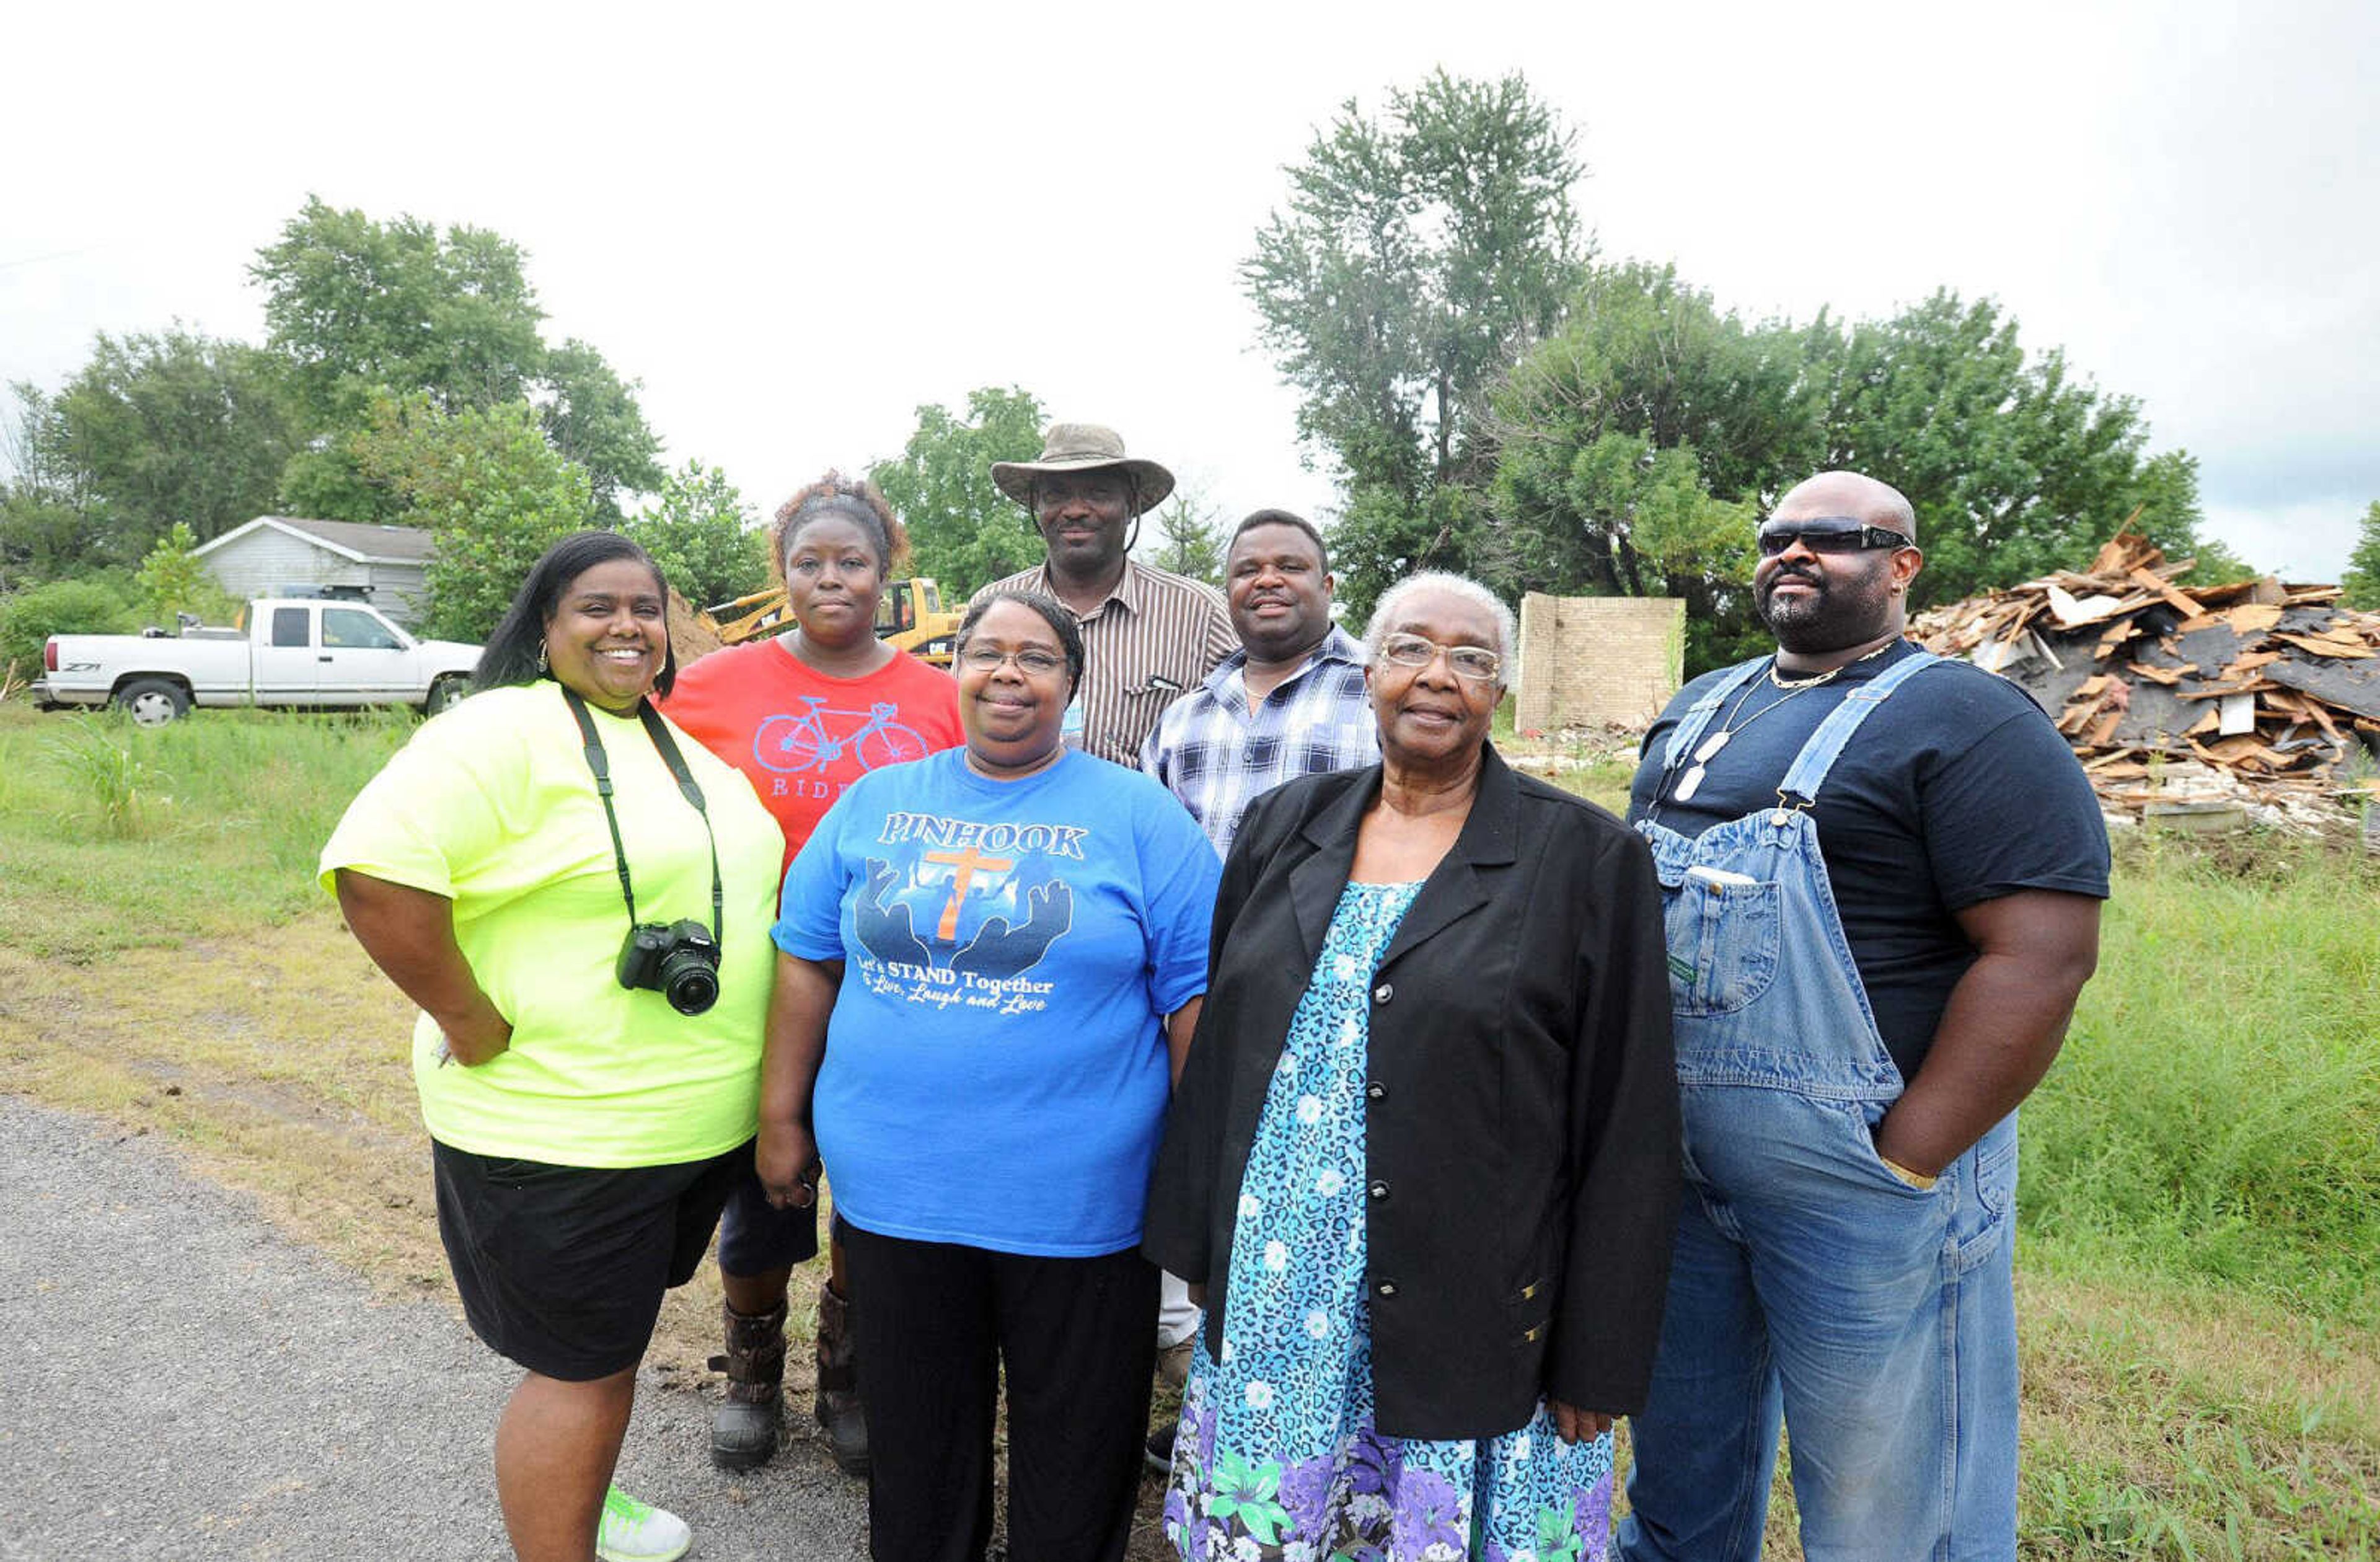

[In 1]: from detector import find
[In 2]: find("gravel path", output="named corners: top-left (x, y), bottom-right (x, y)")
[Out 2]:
top-left (0, 1094), bottom-right (868, 1561)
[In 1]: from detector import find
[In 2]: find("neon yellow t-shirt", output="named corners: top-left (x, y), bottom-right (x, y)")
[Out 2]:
top-left (319, 683), bottom-right (786, 1167)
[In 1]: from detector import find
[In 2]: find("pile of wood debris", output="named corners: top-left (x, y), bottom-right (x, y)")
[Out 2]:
top-left (1910, 530), bottom-right (2379, 829)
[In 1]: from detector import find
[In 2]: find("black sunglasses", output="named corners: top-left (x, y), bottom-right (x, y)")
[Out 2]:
top-left (1756, 516), bottom-right (1915, 556)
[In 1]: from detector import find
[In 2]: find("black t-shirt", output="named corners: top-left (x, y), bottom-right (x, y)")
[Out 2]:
top-left (1625, 640), bottom-right (2110, 1080)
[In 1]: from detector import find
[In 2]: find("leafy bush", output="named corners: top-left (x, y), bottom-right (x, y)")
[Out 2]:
top-left (0, 575), bottom-right (138, 675)
top-left (134, 523), bottom-right (241, 627)
top-left (624, 459), bottom-right (767, 611)
top-left (349, 393), bottom-right (591, 642)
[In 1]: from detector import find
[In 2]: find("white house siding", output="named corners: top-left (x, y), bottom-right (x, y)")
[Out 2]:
top-left (201, 532), bottom-right (430, 627)
top-left (367, 563), bottom-right (430, 625)
top-left (203, 529), bottom-right (348, 600)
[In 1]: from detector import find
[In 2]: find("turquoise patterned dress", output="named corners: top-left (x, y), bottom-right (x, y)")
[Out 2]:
top-left (1165, 880), bottom-right (1615, 1562)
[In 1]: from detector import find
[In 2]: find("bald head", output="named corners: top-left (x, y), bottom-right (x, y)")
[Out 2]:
top-left (1774, 471), bottom-right (1917, 541)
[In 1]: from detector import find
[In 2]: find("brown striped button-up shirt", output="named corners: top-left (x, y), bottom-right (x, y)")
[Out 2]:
top-left (974, 558), bottom-right (1237, 768)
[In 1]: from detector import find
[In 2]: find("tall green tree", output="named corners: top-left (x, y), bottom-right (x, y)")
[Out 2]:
top-left (1484, 267), bottom-right (2225, 668)
top-left (1147, 488), bottom-right (1224, 587)
top-left (1809, 290), bottom-right (2205, 603)
top-left (1493, 428), bottom-right (1762, 669)
top-left (348, 394), bottom-right (592, 642)
top-left (1487, 263), bottom-right (1815, 667)
top-left (35, 327), bottom-right (305, 562)
top-left (253, 196), bottom-right (547, 426)
top-left (0, 384), bottom-right (104, 588)
top-left (541, 338), bottom-right (667, 521)
top-left (624, 460), bottom-right (767, 611)
top-left (1245, 70), bottom-right (1588, 609)
top-left (868, 387), bottom-right (1047, 596)
top-left (1497, 263), bottom-right (1824, 505)
top-left (2345, 501), bottom-right (2380, 610)
top-left (251, 196), bottom-right (660, 523)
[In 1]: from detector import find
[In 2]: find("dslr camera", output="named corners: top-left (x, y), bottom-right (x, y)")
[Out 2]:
top-left (616, 919), bottom-right (722, 1015)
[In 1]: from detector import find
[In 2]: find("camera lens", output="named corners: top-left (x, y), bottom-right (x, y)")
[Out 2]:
top-left (661, 951), bottom-right (719, 1016)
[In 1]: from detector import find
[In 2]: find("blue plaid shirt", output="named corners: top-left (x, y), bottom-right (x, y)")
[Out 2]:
top-left (1140, 626), bottom-right (1379, 858)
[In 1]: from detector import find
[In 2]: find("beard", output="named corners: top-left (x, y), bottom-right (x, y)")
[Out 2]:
top-left (1757, 563), bottom-right (1895, 654)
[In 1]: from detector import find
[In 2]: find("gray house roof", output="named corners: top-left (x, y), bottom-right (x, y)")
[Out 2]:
top-left (195, 516), bottom-right (434, 565)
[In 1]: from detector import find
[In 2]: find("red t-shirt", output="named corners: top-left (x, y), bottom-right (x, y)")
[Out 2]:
top-left (664, 639), bottom-right (964, 874)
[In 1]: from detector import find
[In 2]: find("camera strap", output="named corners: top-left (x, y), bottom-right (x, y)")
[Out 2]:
top-left (562, 688), bottom-right (724, 944)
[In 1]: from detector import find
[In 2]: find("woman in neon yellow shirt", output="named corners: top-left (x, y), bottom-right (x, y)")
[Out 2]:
top-left (322, 532), bottom-right (783, 1562)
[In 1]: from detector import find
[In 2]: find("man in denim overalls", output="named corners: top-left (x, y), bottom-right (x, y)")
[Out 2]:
top-left (1617, 472), bottom-right (2109, 1561)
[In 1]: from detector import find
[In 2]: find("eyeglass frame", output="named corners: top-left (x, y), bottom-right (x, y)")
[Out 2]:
top-left (1374, 632), bottom-right (1503, 684)
top-left (955, 643), bottom-right (1070, 676)
top-left (1755, 516), bottom-right (1916, 557)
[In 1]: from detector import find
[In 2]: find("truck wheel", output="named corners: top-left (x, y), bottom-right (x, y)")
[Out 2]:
top-left (114, 677), bottom-right (190, 726)
top-left (423, 674), bottom-right (469, 717)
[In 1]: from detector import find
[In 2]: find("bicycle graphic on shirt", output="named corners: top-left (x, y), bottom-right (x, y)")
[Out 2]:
top-left (752, 697), bottom-right (930, 775)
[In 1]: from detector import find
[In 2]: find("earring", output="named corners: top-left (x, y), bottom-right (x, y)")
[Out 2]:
top-left (536, 642), bottom-right (549, 673)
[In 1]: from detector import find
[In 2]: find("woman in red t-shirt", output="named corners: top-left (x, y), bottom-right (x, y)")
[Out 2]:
top-left (664, 472), bottom-right (961, 1479)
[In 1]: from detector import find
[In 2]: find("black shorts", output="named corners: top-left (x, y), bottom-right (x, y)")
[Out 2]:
top-left (431, 1137), bottom-right (748, 1382)
top-left (715, 1160), bottom-right (823, 1276)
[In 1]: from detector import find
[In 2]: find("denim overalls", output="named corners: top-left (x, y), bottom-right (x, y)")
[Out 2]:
top-left (1616, 650), bottom-right (2021, 1562)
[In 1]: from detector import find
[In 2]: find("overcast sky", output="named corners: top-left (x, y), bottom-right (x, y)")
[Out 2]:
top-left (6, 0), bottom-right (2374, 581)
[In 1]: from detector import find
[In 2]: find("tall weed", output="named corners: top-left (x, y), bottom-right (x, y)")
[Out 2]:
top-left (43, 713), bottom-right (167, 837)
top-left (0, 704), bottom-right (416, 953)
top-left (2027, 831), bottom-right (2380, 1317)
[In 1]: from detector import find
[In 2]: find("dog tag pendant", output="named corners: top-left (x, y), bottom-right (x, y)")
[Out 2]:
top-left (1691, 728), bottom-right (1732, 764)
top-left (1675, 763), bottom-right (1707, 803)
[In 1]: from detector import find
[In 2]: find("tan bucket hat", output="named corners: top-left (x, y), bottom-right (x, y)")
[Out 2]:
top-left (991, 423), bottom-right (1176, 513)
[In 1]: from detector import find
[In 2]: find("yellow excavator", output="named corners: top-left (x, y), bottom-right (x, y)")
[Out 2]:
top-left (702, 578), bottom-right (965, 664)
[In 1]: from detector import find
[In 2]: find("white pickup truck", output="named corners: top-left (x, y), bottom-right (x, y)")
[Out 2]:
top-left (34, 598), bottom-right (482, 725)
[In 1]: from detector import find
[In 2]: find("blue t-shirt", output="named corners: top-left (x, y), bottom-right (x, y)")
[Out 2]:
top-left (775, 748), bottom-right (1221, 1256)
top-left (1626, 640), bottom-right (2110, 1080)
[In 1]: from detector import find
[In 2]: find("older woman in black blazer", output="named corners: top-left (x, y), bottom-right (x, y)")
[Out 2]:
top-left (1144, 571), bottom-right (1678, 1562)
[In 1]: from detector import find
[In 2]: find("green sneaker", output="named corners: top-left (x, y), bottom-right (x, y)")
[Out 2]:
top-left (596, 1485), bottom-right (692, 1562)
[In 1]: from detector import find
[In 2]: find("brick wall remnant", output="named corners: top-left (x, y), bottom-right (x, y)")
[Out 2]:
top-left (1515, 594), bottom-right (1685, 733)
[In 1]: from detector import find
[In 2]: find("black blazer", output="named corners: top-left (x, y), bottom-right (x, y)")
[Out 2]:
top-left (1143, 744), bottom-right (1680, 1439)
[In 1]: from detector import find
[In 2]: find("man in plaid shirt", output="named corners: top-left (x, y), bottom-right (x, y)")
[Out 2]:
top-left (1141, 509), bottom-right (1378, 857)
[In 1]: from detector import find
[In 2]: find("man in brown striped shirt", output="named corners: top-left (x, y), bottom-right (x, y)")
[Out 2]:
top-left (977, 423), bottom-right (1236, 767)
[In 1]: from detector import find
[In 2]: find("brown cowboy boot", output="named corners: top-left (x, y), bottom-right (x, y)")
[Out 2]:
top-left (708, 1299), bottom-right (787, 1471)
top-left (814, 1281), bottom-right (868, 1477)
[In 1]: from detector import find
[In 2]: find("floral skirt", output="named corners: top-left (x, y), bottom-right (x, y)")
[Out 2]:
top-left (1162, 879), bottom-right (1614, 1561)
top-left (1163, 1320), bottom-right (1614, 1562)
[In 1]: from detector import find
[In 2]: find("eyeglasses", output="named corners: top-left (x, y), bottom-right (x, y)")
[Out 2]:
top-left (1756, 516), bottom-right (1915, 556)
top-left (958, 644), bottom-right (1067, 676)
top-left (1376, 632), bottom-right (1501, 683)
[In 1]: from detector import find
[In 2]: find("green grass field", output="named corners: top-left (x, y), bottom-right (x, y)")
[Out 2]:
top-left (1, 699), bottom-right (2374, 1557)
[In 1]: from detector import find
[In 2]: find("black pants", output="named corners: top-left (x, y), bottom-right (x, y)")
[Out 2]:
top-left (839, 1220), bottom-right (1159, 1562)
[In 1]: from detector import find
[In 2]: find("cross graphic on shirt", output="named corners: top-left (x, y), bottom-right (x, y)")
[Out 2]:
top-left (922, 846), bottom-right (1016, 940)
